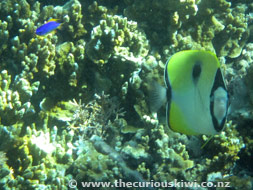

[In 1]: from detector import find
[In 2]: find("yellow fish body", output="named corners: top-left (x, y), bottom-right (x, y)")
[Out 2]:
top-left (151, 50), bottom-right (229, 135)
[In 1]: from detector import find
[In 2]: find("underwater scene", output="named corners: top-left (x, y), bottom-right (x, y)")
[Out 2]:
top-left (0, 0), bottom-right (253, 189)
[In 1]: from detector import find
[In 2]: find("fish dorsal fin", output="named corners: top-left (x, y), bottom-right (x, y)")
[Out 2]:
top-left (48, 18), bottom-right (60, 22)
top-left (48, 19), bottom-right (62, 30)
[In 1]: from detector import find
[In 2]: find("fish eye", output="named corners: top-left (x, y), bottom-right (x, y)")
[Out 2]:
top-left (192, 60), bottom-right (202, 81)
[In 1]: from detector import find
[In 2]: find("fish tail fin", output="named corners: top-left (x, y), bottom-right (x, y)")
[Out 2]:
top-left (148, 81), bottom-right (167, 113)
top-left (58, 23), bottom-right (63, 30)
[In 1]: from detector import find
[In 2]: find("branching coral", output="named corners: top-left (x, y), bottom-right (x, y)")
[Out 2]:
top-left (0, 70), bottom-right (39, 125)
top-left (0, 0), bottom-right (251, 189)
top-left (0, 151), bottom-right (8, 167)
top-left (68, 92), bottom-right (125, 137)
top-left (0, 124), bottom-right (75, 189)
top-left (198, 121), bottom-right (245, 180)
top-left (125, 0), bottom-right (249, 58)
top-left (86, 14), bottom-right (149, 65)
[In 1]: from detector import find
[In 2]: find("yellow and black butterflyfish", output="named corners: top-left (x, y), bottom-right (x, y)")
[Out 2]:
top-left (150, 50), bottom-right (229, 135)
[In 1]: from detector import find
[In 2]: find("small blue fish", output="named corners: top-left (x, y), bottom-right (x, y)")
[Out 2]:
top-left (36, 19), bottom-right (61, 36)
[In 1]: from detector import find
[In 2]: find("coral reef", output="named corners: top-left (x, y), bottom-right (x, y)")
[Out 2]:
top-left (125, 0), bottom-right (249, 59)
top-left (203, 122), bottom-right (245, 173)
top-left (86, 14), bottom-right (149, 65)
top-left (0, 0), bottom-right (252, 189)
top-left (0, 70), bottom-right (39, 125)
top-left (0, 124), bottom-right (74, 189)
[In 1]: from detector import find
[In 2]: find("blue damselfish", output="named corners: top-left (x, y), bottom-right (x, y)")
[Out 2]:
top-left (36, 19), bottom-right (61, 36)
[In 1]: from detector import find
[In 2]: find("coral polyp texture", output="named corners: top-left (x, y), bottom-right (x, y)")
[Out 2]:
top-left (0, 0), bottom-right (252, 189)
top-left (86, 14), bottom-right (149, 65)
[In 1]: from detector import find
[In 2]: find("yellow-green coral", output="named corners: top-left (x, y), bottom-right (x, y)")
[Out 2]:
top-left (73, 140), bottom-right (116, 182)
top-left (203, 122), bottom-right (245, 172)
top-left (86, 14), bottom-right (149, 65)
top-left (0, 70), bottom-right (39, 125)
top-left (0, 0), bottom-right (252, 189)
top-left (0, 20), bottom-right (9, 55)
top-left (125, 0), bottom-right (249, 58)
top-left (0, 124), bottom-right (74, 189)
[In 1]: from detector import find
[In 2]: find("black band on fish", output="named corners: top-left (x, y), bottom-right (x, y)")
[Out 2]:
top-left (210, 69), bottom-right (229, 132)
top-left (192, 60), bottom-right (202, 83)
top-left (164, 59), bottom-right (170, 88)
